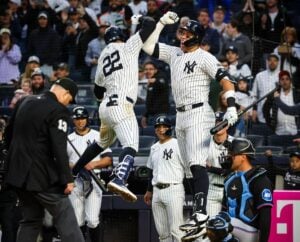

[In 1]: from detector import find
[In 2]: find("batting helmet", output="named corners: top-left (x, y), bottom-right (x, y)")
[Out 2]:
top-left (179, 20), bottom-right (205, 47)
top-left (154, 115), bottom-right (172, 136)
top-left (72, 106), bottom-right (89, 119)
top-left (104, 26), bottom-right (126, 44)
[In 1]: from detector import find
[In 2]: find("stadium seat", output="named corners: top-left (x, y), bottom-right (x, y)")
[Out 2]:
top-left (247, 123), bottom-right (274, 136)
top-left (141, 126), bottom-right (156, 136)
top-left (285, 145), bottom-right (300, 154)
top-left (246, 134), bottom-right (265, 147)
top-left (76, 84), bottom-right (97, 105)
top-left (134, 104), bottom-right (146, 116)
top-left (255, 146), bottom-right (283, 155)
top-left (139, 135), bottom-right (156, 149)
top-left (267, 135), bottom-right (299, 151)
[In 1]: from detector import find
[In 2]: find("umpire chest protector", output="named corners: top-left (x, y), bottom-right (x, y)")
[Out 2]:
top-left (224, 167), bottom-right (268, 227)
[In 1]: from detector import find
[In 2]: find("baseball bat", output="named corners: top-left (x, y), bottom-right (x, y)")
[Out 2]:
top-left (210, 85), bottom-right (280, 135)
top-left (67, 138), bottom-right (107, 192)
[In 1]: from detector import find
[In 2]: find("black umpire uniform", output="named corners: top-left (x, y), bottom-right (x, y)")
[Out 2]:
top-left (4, 78), bottom-right (84, 242)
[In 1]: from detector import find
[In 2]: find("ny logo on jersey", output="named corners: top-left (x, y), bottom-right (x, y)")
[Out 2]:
top-left (163, 148), bottom-right (173, 160)
top-left (184, 61), bottom-right (197, 74)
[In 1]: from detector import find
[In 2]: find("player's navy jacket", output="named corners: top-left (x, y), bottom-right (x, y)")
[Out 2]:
top-left (5, 91), bottom-right (73, 193)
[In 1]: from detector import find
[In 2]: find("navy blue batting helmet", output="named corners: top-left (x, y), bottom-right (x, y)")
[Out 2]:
top-left (154, 115), bottom-right (172, 136)
top-left (72, 106), bottom-right (89, 119)
top-left (104, 26), bottom-right (126, 44)
top-left (179, 20), bottom-right (205, 47)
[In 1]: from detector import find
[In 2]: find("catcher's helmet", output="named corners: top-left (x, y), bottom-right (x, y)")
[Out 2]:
top-left (72, 106), bottom-right (89, 119)
top-left (104, 26), bottom-right (126, 44)
top-left (228, 138), bottom-right (255, 156)
top-left (179, 20), bottom-right (205, 47)
top-left (154, 115), bottom-right (172, 136)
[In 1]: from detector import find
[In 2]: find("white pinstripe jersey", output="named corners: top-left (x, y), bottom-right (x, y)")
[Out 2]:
top-left (251, 69), bottom-right (279, 122)
top-left (207, 135), bottom-right (234, 185)
top-left (95, 33), bottom-right (143, 103)
top-left (158, 44), bottom-right (223, 107)
top-left (147, 138), bottom-right (185, 185)
top-left (67, 129), bottom-right (112, 166)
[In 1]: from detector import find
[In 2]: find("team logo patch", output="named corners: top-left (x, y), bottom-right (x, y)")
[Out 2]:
top-left (261, 189), bottom-right (272, 202)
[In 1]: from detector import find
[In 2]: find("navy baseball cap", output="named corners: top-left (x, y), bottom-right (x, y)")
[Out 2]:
top-left (290, 152), bottom-right (300, 159)
top-left (55, 78), bottom-right (78, 104)
top-left (225, 45), bottom-right (238, 54)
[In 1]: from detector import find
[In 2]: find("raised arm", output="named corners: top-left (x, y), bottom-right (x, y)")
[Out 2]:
top-left (275, 96), bottom-right (300, 115)
top-left (142, 11), bottom-right (179, 56)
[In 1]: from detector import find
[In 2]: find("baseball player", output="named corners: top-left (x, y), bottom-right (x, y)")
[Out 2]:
top-left (71, 15), bottom-right (160, 202)
top-left (142, 15), bottom-right (238, 240)
top-left (67, 106), bottom-right (113, 241)
top-left (220, 138), bottom-right (273, 242)
top-left (144, 116), bottom-right (185, 242)
top-left (206, 112), bottom-right (234, 218)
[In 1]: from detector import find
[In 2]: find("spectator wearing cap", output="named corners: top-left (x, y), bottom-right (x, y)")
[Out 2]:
top-left (263, 70), bottom-right (300, 135)
top-left (197, 8), bottom-right (220, 56)
top-left (221, 19), bottom-right (252, 66)
top-left (27, 11), bottom-right (62, 77)
top-left (19, 55), bottom-right (41, 83)
top-left (225, 45), bottom-right (252, 81)
top-left (85, 23), bottom-right (109, 82)
top-left (265, 150), bottom-right (300, 190)
top-left (50, 62), bottom-right (70, 82)
top-left (251, 53), bottom-right (280, 124)
top-left (31, 67), bottom-right (50, 94)
top-left (211, 5), bottom-right (227, 35)
top-left (0, 28), bottom-right (22, 84)
top-left (146, 0), bottom-right (162, 23)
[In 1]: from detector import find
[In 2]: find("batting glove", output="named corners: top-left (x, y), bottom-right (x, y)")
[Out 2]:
top-left (159, 11), bottom-right (179, 25)
top-left (224, 107), bottom-right (238, 126)
top-left (131, 14), bottom-right (143, 25)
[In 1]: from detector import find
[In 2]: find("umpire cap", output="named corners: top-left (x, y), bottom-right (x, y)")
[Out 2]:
top-left (179, 20), bottom-right (205, 47)
top-left (228, 138), bottom-right (255, 157)
top-left (72, 106), bottom-right (89, 119)
top-left (104, 26), bottom-right (126, 44)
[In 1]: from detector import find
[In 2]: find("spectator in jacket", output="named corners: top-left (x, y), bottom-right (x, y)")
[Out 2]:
top-left (221, 18), bottom-right (252, 66)
top-left (263, 70), bottom-right (300, 135)
top-left (141, 61), bottom-right (169, 128)
top-left (0, 28), bottom-right (22, 84)
top-left (197, 8), bottom-right (220, 56)
top-left (27, 11), bottom-right (62, 77)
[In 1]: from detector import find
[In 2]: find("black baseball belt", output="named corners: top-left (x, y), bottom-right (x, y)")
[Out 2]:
top-left (176, 102), bottom-right (203, 112)
top-left (212, 183), bottom-right (224, 188)
top-left (155, 183), bottom-right (180, 190)
top-left (106, 94), bottom-right (134, 107)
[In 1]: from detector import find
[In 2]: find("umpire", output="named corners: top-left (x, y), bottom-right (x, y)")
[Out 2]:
top-left (4, 78), bottom-right (85, 242)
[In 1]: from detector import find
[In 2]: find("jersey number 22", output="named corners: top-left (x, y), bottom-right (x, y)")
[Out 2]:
top-left (103, 50), bottom-right (123, 77)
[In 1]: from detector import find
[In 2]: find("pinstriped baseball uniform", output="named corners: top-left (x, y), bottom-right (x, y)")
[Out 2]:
top-left (206, 135), bottom-right (234, 217)
top-left (67, 129), bottom-right (112, 228)
top-left (95, 33), bottom-right (142, 151)
top-left (157, 44), bottom-right (221, 167)
top-left (147, 138), bottom-right (185, 242)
